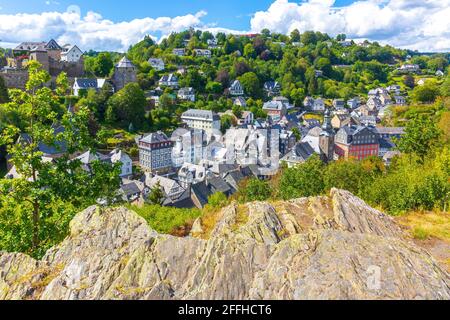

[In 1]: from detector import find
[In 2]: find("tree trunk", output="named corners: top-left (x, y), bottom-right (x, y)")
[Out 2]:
top-left (32, 201), bottom-right (40, 250)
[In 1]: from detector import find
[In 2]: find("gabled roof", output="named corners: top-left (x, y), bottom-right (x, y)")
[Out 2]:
top-left (191, 181), bottom-right (213, 207)
top-left (140, 131), bottom-right (170, 144)
top-left (74, 78), bottom-right (106, 89)
top-left (294, 142), bottom-right (315, 160)
top-left (116, 56), bottom-right (135, 68)
top-left (121, 182), bottom-right (141, 197)
top-left (178, 87), bottom-right (195, 95)
top-left (207, 176), bottom-right (232, 194)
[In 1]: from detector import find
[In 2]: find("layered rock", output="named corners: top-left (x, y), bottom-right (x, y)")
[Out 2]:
top-left (0, 189), bottom-right (449, 300)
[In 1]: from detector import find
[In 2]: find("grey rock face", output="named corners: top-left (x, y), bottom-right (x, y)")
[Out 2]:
top-left (0, 189), bottom-right (449, 300)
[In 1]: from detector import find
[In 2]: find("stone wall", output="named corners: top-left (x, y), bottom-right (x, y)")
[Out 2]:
top-left (0, 70), bottom-right (29, 90)
top-left (1, 70), bottom-right (76, 90)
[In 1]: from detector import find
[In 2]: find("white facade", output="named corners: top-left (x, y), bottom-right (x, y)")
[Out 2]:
top-left (110, 149), bottom-right (133, 177)
top-left (61, 45), bottom-right (83, 62)
top-left (229, 80), bottom-right (244, 96)
top-left (181, 109), bottom-right (221, 133)
top-left (148, 58), bottom-right (165, 71)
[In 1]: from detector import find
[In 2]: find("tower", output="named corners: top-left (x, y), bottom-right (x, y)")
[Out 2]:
top-left (112, 56), bottom-right (137, 91)
top-left (319, 108), bottom-right (335, 163)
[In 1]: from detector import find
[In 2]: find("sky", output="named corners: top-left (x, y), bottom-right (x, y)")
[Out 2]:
top-left (0, 0), bottom-right (449, 52)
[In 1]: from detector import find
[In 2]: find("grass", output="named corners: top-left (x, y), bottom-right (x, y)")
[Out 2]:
top-left (126, 204), bottom-right (201, 236)
top-left (397, 211), bottom-right (450, 241)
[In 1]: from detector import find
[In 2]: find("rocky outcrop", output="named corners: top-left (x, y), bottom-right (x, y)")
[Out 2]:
top-left (0, 189), bottom-right (449, 300)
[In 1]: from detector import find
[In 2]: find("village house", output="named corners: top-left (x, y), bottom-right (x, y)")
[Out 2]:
top-left (159, 73), bottom-right (179, 88)
top-left (229, 80), bottom-right (244, 96)
top-left (207, 38), bottom-right (218, 49)
top-left (347, 97), bottom-right (361, 109)
top-left (60, 45), bottom-right (83, 62)
top-left (171, 128), bottom-right (208, 167)
top-left (333, 99), bottom-right (346, 110)
top-left (172, 48), bottom-right (186, 56)
top-left (303, 97), bottom-right (325, 112)
top-left (233, 96), bottom-right (247, 107)
top-left (145, 174), bottom-right (186, 203)
top-left (138, 132), bottom-right (174, 173)
top-left (263, 100), bottom-right (287, 120)
top-left (181, 109), bottom-right (221, 133)
top-left (436, 70), bottom-right (444, 77)
top-left (335, 125), bottom-right (380, 161)
top-left (239, 111), bottom-right (254, 126)
top-left (73, 78), bottom-right (107, 96)
top-left (394, 95), bottom-right (406, 105)
top-left (280, 141), bottom-right (316, 168)
top-left (177, 87), bottom-right (196, 102)
top-left (331, 114), bottom-right (353, 129)
top-left (193, 49), bottom-right (212, 58)
top-left (148, 58), bottom-right (165, 71)
top-left (398, 64), bottom-right (420, 73)
top-left (109, 149), bottom-right (133, 177)
top-left (263, 81), bottom-right (281, 97)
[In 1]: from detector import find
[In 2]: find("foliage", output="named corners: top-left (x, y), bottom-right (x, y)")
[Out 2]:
top-left (279, 155), bottom-right (325, 199)
top-left (396, 115), bottom-right (441, 163)
top-left (106, 83), bottom-right (147, 129)
top-left (207, 192), bottom-right (229, 209)
top-left (411, 80), bottom-right (440, 103)
top-left (239, 178), bottom-right (273, 202)
top-left (0, 61), bottom-right (120, 258)
top-left (147, 182), bottom-right (164, 205)
top-left (128, 204), bottom-right (201, 235)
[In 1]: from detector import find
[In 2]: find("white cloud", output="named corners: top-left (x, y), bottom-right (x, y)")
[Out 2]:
top-left (250, 0), bottom-right (450, 52)
top-left (0, 10), bottom-right (210, 52)
top-left (0, 1), bottom-right (449, 52)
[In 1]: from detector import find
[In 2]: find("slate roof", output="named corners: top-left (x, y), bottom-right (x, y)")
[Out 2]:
top-left (140, 131), bottom-right (170, 144)
top-left (182, 109), bottom-right (220, 121)
top-left (116, 56), bottom-right (135, 68)
top-left (121, 182), bottom-right (141, 197)
top-left (207, 176), bottom-right (232, 194)
top-left (74, 78), bottom-right (106, 89)
top-left (191, 181), bottom-right (213, 207)
top-left (294, 142), bottom-right (315, 160)
top-left (20, 126), bottom-right (67, 156)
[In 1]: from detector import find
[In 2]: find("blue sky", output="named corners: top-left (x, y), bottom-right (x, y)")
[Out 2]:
top-left (0, 0), bottom-right (449, 52)
top-left (0, 0), bottom-right (360, 30)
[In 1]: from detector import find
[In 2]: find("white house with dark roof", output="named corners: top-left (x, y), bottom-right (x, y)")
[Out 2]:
top-left (159, 73), bottom-right (179, 88)
top-left (148, 58), bottom-right (165, 71)
top-left (229, 80), bottom-right (244, 96)
top-left (73, 78), bottom-right (107, 96)
top-left (172, 48), bottom-right (186, 56)
top-left (61, 45), bottom-right (83, 62)
top-left (109, 149), bottom-right (133, 177)
top-left (193, 49), bottom-right (212, 58)
top-left (181, 109), bottom-right (221, 132)
top-left (233, 96), bottom-right (247, 107)
top-left (177, 87), bottom-right (196, 102)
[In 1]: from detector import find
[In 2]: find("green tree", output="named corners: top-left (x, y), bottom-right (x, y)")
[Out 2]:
top-left (148, 182), bottom-right (164, 205)
top-left (208, 192), bottom-right (228, 208)
top-left (396, 115), bottom-right (441, 163)
top-left (279, 155), bottom-right (325, 200)
top-left (206, 81), bottom-right (223, 94)
top-left (106, 83), bottom-right (147, 129)
top-left (0, 61), bottom-right (120, 257)
top-left (238, 72), bottom-right (261, 98)
top-left (92, 52), bottom-right (114, 77)
top-left (242, 178), bottom-right (272, 202)
top-left (411, 80), bottom-right (440, 103)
